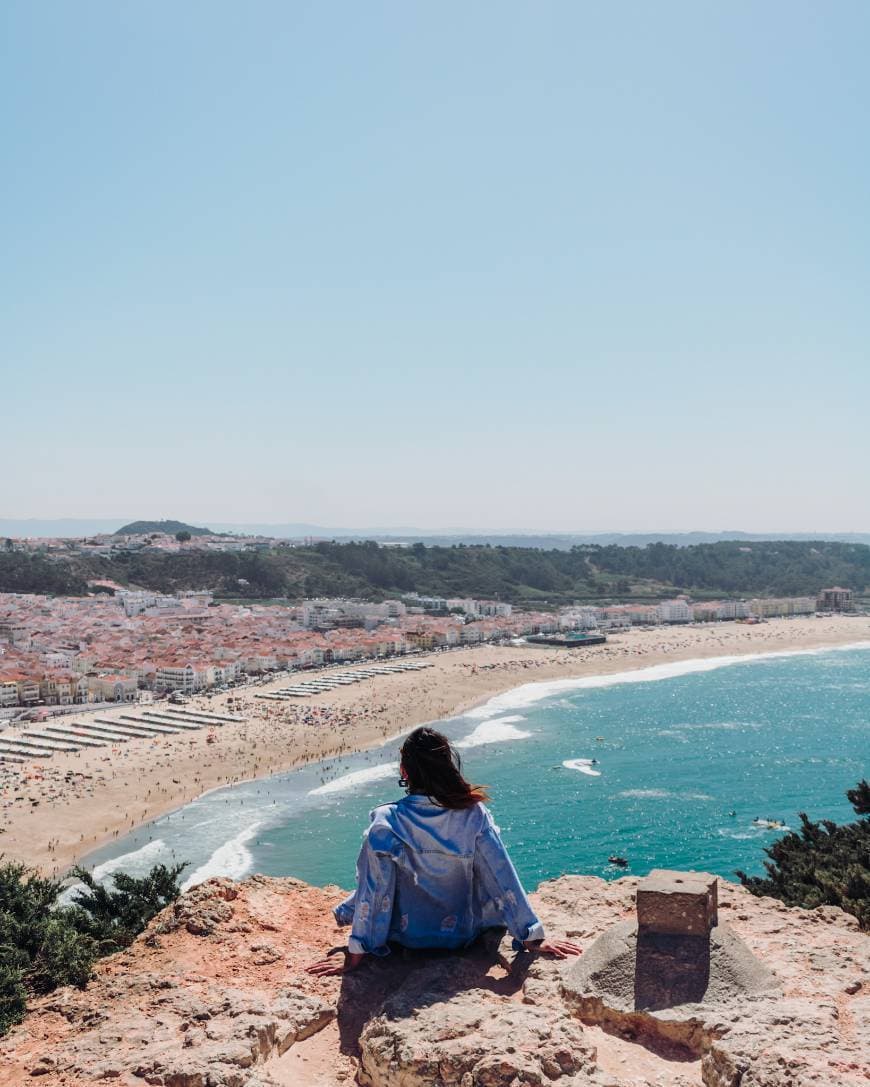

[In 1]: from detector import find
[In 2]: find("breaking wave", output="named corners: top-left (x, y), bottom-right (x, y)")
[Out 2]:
top-left (309, 763), bottom-right (398, 796)
top-left (92, 838), bottom-right (168, 881)
top-left (456, 716), bottom-right (532, 748)
top-left (181, 822), bottom-right (261, 890)
top-left (619, 789), bottom-right (714, 801)
top-left (58, 839), bottom-right (170, 906)
top-left (463, 642), bottom-right (870, 720)
top-left (562, 758), bottom-right (601, 777)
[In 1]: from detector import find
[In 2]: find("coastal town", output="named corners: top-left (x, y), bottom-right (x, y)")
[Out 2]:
top-left (0, 583), bottom-right (855, 713)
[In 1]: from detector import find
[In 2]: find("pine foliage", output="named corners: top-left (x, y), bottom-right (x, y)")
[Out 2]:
top-left (65, 863), bottom-right (187, 954)
top-left (736, 781), bottom-right (870, 928)
top-left (0, 860), bottom-right (186, 1036)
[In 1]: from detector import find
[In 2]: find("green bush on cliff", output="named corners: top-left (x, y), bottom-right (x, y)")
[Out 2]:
top-left (64, 863), bottom-right (188, 954)
top-left (737, 781), bottom-right (870, 928)
top-left (0, 952), bottom-right (27, 1036)
top-left (0, 860), bottom-right (186, 1036)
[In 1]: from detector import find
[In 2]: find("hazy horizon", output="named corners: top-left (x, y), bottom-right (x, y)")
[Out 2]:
top-left (3, 514), bottom-right (870, 540)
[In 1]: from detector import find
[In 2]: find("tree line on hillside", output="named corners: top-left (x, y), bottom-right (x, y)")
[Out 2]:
top-left (1, 539), bottom-right (868, 604)
top-left (0, 552), bottom-right (89, 596)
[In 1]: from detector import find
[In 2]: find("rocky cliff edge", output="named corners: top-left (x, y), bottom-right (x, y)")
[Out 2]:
top-left (0, 874), bottom-right (867, 1087)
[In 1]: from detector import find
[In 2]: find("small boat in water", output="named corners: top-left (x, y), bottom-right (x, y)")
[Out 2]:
top-left (753, 817), bottom-right (785, 829)
top-left (608, 855), bottom-right (629, 868)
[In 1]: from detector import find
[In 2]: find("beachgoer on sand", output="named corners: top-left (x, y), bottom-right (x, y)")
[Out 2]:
top-left (305, 726), bottom-right (581, 975)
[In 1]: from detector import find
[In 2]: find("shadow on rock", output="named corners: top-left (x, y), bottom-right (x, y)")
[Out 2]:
top-left (634, 929), bottom-right (712, 1011)
top-left (334, 929), bottom-right (531, 1058)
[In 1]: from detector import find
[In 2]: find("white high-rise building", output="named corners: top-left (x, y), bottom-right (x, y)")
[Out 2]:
top-left (657, 600), bottom-right (693, 623)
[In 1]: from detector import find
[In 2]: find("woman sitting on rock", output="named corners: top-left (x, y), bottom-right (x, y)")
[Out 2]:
top-left (306, 726), bottom-right (581, 975)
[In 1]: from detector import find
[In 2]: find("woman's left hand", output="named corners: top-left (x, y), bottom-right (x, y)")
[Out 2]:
top-left (305, 950), bottom-right (366, 976)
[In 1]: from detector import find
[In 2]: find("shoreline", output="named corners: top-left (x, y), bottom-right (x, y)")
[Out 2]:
top-left (1, 616), bottom-right (868, 877)
top-left (460, 636), bottom-right (870, 714)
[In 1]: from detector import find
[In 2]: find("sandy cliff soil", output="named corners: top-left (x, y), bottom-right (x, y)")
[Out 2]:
top-left (3, 616), bottom-right (868, 877)
top-left (1, 873), bottom-right (867, 1087)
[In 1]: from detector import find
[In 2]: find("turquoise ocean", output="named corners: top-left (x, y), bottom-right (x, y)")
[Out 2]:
top-left (80, 644), bottom-right (869, 894)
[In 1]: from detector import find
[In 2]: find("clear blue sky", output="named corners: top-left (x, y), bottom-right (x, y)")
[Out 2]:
top-left (3, 2), bottom-right (868, 531)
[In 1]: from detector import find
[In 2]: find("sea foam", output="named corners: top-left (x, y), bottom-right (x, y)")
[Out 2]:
top-left (619, 788), bottom-right (714, 801)
top-left (92, 838), bottom-right (168, 881)
top-left (463, 641), bottom-right (870, 720)
top-left (181, 822), bottom-right (261, 890)
top-left (309, 762), bottom-right (398, 796)
top-left (562, 758), bottom-right (601, 777)
top-left (57, 839), bottom-right (170, 905)
top-left (456, 716), bottom-right (532, 748)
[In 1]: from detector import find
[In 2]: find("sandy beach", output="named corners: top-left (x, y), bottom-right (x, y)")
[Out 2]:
top-left (1, 615), bottom-right (868, 878)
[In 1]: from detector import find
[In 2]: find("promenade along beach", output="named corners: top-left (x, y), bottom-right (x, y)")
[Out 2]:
top-left (1, 616), bottom-right (868, 882)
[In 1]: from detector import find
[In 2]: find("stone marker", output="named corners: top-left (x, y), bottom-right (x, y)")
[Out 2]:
top-left (636, 869), bottom-right (718, 937)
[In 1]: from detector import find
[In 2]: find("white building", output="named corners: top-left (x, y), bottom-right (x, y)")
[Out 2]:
top-left (118, 590), bottom-right (189, 617)
top-left (41, 651), bottom-right (73, 669)
top-left (750, 597), bottom-right (816, 619)
top-left (0, 680), bottom-right (19, 707)
top-left (154, 663), bottom-right (213, 693)
top-left (118, 590), bottom-right (159, 616)
top-left (448, 599), bottom-right (513, 618)
top-left (657, 600), bottom-right (694, 623)
top-left (592, 607), bottom-right (633, 630)
top-left (84, 675), bottom-right (138, 702)
top-left (716, 600), bottom-right (750, 620)
top-left (558, 607), bottom-right (600, 630)
top-left (178, 590), bottom-right (214, 608)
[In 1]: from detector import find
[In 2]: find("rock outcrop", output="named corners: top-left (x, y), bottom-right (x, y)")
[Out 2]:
top-left (1, 873), bottom-right (867, 1087)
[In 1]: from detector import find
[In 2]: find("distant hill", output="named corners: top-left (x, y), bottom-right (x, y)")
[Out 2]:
top-left (115, 520), bottom-right (213, 537)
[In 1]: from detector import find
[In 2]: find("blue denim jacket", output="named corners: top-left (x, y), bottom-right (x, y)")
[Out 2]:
top-left (333, 794), bottom-right (546, 955)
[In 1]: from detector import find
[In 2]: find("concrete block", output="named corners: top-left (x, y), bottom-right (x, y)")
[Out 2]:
top-left (636, 869), bottom-right (718, 936)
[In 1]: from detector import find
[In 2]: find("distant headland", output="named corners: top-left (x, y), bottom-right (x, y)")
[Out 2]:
top-left (114, 519), bottom-right (213, 536)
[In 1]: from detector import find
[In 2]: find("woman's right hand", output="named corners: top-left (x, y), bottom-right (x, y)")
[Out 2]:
top-left (526, 939), bottom-right (582, 958)
top-left (304, 950), bottom-right (366, 975)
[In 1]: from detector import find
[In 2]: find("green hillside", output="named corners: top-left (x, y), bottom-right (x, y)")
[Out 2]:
top-left (1, 539), bottom-right (867, 606)
top-left (114, 520), bottom-right (212, 537)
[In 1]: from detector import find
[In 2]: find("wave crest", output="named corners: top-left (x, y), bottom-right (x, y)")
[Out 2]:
top-left (309, 763), bottom-right (398, 796)
top-left (619, 789), bottom-right (713, 801)
top-left (92, 839), bottom-right (168, 881)
top-left (562, 758), bottom-right (601, 777)
top-left (181, 823), bottom-right (261, 890)
top-left (456, 717), bottom-right (532, 749)
top-left (463, 642), bottom-right (870, 719)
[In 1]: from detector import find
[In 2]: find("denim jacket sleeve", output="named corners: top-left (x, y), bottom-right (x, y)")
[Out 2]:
top-left (474, 806), bottom-right (546, 947)
top-left (333, 887), bottom-right (356, 927)
top-left (333, 820), bottom-right (398, 956)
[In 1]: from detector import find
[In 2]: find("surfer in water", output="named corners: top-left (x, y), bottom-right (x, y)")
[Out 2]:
top-left (306, 726), bottom-right (581, 975)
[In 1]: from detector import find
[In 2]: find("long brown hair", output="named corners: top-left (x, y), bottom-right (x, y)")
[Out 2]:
top-left (399, 727), bottom-right (489, 809)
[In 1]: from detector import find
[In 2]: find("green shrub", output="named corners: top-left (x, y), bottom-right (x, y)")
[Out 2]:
top-left (0, 859), bottom-right (187, 1036)
top-left (65, 863), bottom-right (187, 954)
top-left (0, 952), bottom-right (28, 1036)
top-left (737, 780), bottom-right (870, 928)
